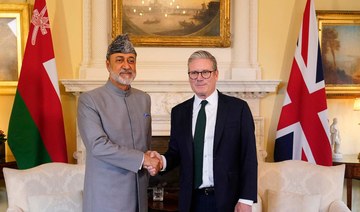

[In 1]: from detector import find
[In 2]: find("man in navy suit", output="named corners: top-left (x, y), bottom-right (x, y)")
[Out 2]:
top-left (149, 50), bottom-right (257, 212)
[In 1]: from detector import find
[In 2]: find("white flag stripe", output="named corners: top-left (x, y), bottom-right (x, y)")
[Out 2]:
top-left (275, 122), bottom-right (308, 160)
top-left (43, 58), bottom-right (60, 99)
top-left (318, 110), bottom-right (331, 144)
top-left (283, 91), bottom-right (292, 107)
top-left (301, 136), bottom-right (316, 164)
top-left (275, 121), bottom-right (316, 163)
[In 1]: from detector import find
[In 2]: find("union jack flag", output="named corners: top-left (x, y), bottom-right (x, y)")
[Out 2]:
top-left (274, 0), bottom-right (332, 166)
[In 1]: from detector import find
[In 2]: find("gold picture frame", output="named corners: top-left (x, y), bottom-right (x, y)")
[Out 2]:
top-left (112, 0), bottom-right (230, 47)
top-left (317, 11), bottom-right (360, 97)
top-left (0, 3), bottom-right (29, 94)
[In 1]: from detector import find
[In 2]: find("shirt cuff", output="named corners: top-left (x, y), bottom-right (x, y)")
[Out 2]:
top-left (139, 154), bottom-right (144, 170)
top-left (238, 199), bottom-right (253, 206)
top-left (160, 155), bottom-right (167, 171)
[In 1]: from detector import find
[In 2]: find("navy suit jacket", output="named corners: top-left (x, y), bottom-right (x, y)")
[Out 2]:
top-left (164, 91), bottom-right (258, 212)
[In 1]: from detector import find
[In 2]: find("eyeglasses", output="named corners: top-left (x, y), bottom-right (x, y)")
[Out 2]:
top-left (188, 70), bottom-right (215, 80)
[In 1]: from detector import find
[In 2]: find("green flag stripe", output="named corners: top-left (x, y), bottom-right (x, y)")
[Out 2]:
top-left (8, 91), bottom-right (52, 169)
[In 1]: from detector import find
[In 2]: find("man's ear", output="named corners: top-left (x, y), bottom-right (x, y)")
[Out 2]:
top-left (214, 69), bottom-right (219, 78)
top-left (106, 60), bottom-right (110, 72)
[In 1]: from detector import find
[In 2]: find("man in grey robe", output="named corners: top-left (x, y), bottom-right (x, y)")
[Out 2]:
top-left (77, 34), bottom-right (161, 212)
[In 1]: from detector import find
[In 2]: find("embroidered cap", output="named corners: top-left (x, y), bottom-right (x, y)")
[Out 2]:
top-left (106, 34), bottom-right (137, 59)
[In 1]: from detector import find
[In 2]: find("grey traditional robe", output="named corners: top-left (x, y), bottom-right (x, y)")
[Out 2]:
top-left (77, 80), bottom-right (151, 212)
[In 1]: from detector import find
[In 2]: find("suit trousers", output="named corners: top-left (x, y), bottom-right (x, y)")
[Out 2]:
top-left (191, 188), bottom-right (217, 212)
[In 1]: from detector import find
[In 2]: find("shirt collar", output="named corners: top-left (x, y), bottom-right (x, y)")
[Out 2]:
top-left (194, 90), bottom-right (218, 107)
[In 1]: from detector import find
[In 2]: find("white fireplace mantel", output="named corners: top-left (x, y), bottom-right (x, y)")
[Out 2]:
top-left (61, 79), bottom-right (280, 120)
top-left (61, 79), bottom-right (279, 96)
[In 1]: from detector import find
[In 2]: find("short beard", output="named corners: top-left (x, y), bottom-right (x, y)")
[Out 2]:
top-left (109, 68), bottom-right (136, 85)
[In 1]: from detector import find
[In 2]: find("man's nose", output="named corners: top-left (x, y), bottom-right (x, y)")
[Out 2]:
top-left (122, 61), bottom-right (130, 69)
top-left (197, 73), bottom-right (205, 80)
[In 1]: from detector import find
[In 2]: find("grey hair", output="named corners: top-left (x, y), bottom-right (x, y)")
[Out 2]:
top-left (187, 50), bottom-right (217, 71)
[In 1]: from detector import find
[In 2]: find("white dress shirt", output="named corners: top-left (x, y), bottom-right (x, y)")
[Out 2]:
top-left (192, 92), bottom-right (218, 188)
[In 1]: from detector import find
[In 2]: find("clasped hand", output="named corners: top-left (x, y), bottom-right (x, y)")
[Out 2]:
top-left (143, 151), bottom-right (162, 176)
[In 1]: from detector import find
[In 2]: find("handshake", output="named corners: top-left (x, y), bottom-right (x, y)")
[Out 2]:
top-left (143, 151), bottom-right (163, 176)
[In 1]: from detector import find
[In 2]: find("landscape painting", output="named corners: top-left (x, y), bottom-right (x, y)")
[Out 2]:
top-left (0, 17), bottom-right (18, 81)
top-left (321, 24), bottom-right (360, 85)
top-left (122, 0), bottom-right (220, 36)
top-left (0, 3), bottom-right (29, 86)
top-left (318, 11), bottom-right (360, 87)
top-left (112, 0), bottom-right (230, 47)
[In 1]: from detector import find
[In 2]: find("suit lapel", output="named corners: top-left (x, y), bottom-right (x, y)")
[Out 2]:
top-left (183, 97), bottom-right (195, 161)
top-left (213, 92), bottom-right (228, 153)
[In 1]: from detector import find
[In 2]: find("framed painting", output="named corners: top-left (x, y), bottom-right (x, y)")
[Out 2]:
top-left (317, 11), bottom-right (360, 96)
top-left (111, 0), bottom-right (230, 47)
top-left (0, 3), bottom-right (29, 94)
